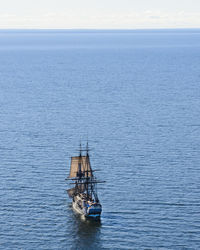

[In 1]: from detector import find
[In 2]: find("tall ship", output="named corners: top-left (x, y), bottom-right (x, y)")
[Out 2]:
top-left (67, 143), bottom-right (103, 218)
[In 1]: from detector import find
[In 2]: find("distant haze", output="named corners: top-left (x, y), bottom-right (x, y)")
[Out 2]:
top-left (0, 0), bottom-right (200, 29)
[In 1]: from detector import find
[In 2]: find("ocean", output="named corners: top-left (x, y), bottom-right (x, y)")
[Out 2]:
top-left (0, 29), bottom-right (200, 249)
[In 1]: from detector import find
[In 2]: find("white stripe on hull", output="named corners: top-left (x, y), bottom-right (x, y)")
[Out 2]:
top-left (72, 201), bottom-right (85, 215)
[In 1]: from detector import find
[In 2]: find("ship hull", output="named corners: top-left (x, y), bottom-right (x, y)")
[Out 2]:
top-left (72, 198), bottom-right (102, 218)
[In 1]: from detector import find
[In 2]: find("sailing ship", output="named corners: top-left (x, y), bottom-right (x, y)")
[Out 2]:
top-left (67, 143), bottom-right (103, 218)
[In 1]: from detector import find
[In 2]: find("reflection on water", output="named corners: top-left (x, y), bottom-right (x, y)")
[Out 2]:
top-left (67, 204), bottom-right (102, 250)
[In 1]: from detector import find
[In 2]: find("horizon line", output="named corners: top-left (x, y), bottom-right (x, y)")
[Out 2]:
top-left (0, 27), bottom-right (200, 31)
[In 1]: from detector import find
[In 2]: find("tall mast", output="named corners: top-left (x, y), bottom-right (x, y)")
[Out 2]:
top-left (77, 142), bottom-right (82, 179)
top-left (79, 142), bottom-right (82, 157)
top-left (86, 141), bottom-right (89, 198)
top-left (86, 141), bottom-right (89, 178)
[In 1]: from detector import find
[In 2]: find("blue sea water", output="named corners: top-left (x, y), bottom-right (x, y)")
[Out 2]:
top-left (0, 29), bottom-right (200, 249)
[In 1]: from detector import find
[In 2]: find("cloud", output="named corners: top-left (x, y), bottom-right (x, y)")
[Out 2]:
top-left (0, 10), bottom-right (200, 29)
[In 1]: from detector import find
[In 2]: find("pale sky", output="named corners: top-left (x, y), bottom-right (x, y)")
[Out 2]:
top-left (0, 0), bottom-right (200, 29)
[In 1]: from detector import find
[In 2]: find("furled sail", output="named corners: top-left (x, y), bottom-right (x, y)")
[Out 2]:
top-left (67, 187), bottom-right (76, 198)
top-left (68, 156), bottom-right (92, 178)
top-left (67, 184), bottom-right (85, 197)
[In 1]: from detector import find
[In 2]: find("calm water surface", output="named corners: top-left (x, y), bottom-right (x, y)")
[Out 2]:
top-left (0, 30), bottom-right (200, 249)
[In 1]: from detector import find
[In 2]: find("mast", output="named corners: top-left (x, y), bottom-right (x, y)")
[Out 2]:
top-left (77, 142), bottom-right (82, 179)
top-left (86, 141), bottom-right (98, 202)
top-left (67, 142), bottom-right (105, 200)
top-left (86, 141), bottom-right (89, 198)
top-left (75, 142), bottom-right (83, 194)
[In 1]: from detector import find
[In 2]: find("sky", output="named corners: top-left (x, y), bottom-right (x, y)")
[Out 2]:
top-left (0, 0), bottom-right (200, 29)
